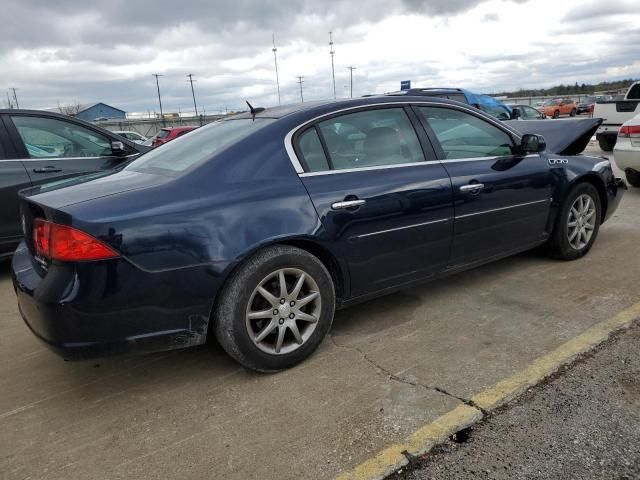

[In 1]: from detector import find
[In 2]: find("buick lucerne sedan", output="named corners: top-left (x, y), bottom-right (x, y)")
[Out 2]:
top-left (12, 96), bottom-right (625, 371)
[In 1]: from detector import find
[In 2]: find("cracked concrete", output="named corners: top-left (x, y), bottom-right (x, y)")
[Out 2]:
top-left (1, 147), bottom-right (639, 479)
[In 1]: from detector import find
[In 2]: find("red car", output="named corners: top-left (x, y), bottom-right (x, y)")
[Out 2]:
top-left (151, 126), bottom-right (197, 147)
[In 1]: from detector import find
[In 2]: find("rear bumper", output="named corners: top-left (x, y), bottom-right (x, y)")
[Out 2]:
top-left (11, 243), bottom-right (214, 360)
top-left (613, 139), bottom-right (640, 171)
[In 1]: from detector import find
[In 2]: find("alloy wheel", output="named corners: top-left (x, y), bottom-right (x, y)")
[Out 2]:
top-left (567, 194), bottom-right (596, 250)
top-left (245, 268), bottom-right (322, 355)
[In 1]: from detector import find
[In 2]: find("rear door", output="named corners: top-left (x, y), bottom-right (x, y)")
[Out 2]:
top-left (0, 116), bottom-right (32, 255)
top-left (5, 113), bottom-right (133, 186)
top-left (293, 105), bottom-right (454, 297)
top-left (415, 105), bottom-right (553, 267)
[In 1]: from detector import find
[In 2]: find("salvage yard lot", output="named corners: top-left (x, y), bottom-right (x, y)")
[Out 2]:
top-left (1, 148), bottom-right (638, 480)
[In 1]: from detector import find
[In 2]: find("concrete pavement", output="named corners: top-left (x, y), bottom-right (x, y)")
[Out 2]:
top-left (1, 148), bottom-right (638, 479)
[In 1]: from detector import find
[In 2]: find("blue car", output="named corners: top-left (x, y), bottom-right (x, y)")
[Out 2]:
top-left (12, 96), bottom-right (625, 371)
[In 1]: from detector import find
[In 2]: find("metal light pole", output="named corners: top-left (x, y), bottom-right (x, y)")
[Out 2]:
top-left (186, 73), bottom-right (200, 124)
top-left (272, 34), bottom-right (281, 105)
top-left (152, 74), bottom-right (166, 127)
top-left (329, 32), bottom-right (336, 99)
top-left (296, 76), bottom-right (304, 103)
top-left (347, 66), bottom-right (356, 98)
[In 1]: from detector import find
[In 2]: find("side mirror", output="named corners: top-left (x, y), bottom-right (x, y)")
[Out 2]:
top-left (511, 108), bottom-right (521, 120)
top-left (111, 140), bottom-right (127, 156)
top-left (520, 134), bottom-right (546, 153)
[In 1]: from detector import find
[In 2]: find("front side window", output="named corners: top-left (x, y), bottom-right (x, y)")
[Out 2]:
top-left (419, 107), bottom-right (515, 159)
top-left (12, 116), bottom-right (113, 159)
top-left (524, 106), bottom-right (542, 118)
top-left (313, 108), bottom-right (425, 170)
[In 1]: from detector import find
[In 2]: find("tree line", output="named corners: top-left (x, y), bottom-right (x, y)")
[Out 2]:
top-left (498, 79), bottom-right (638, 98)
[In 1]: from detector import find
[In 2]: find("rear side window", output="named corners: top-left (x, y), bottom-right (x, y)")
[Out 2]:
top-left (297, 128), bottom-right (330, 172)
top-left (308, 108), bottom-right (425, 171)
top-left (156, 129), bottom-right (170, 139)
top-left (419, 107), bottom-right (514, 159)
top-left (128, 119), bottom-right (274, 175)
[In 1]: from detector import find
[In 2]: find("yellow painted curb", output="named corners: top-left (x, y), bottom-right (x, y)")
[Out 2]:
top-left (337, 302), bottom-right (640, 480)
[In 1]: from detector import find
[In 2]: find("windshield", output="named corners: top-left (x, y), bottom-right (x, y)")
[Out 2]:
top-left (543, 100), bottom-right (558, 106)
top-left (127, 118), bottom-right (275, 176)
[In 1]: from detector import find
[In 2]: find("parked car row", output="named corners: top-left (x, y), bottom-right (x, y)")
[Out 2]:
top-left (10, 95), bottom-right (625, 372)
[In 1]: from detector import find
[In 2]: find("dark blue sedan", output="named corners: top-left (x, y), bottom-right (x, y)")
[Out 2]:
top-left (12, 96), bottom-right (625, 371)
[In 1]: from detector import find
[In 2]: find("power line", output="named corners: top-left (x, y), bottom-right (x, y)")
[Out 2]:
top-left (296, 76), bottom-right (304, 103)
top-left (186, 73), bottom-right (199, 122)
top-left (346, 66), bottom-right (356, 98)
top-left (329, 32), bottom-right (336, 99)
top-left (152, 74), bottom-right (166, 127)
top-left (272, 34), bottom-right (281, 105)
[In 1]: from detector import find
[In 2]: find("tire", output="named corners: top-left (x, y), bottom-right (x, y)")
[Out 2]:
top-left (214, 245), bottom-right (335, 372)
top-left (625, 170), bottom-right (640, 188)
top-left (546, 182), bottom-right (601, 261)
top-left (570, 108), bottom-right (577, 117)
top-left (553, 110), bottom-right (560, 119)
top-left (598, 137), bottom-right (615, 152)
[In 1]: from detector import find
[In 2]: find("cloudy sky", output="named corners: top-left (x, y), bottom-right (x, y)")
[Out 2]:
top-left (1, 0), bottom-right (639, 114)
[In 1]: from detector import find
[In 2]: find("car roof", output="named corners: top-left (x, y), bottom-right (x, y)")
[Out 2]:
top-left (230, 95), bottom-right (470, 121)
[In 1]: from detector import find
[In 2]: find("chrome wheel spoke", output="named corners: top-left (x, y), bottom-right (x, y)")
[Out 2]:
top-left (290, 323), bottom-right (303, 344)
top-left (291, 273), bottom-right (305, 298)
top-left (295, 311), bottom-right (318, 323)
top-left (275, 325), bottom-right (286, 353)
top-left (568, 227), bottom-right (579, 242)
top-left (278, 270), bottom-right (288, 298)
top-left (296, 291), bottom-right (319, 308)
top-left (567, 220), bottom-right (577, 227)
top-left (248, 309), bottom-right (275, 320)
top-left (257, 286), bottom-right (279, 307)
top-left (255, 320), bottom-right (277, 343)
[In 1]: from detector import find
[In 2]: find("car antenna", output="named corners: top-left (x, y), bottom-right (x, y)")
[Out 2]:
top-left (246, 101), bottom-right (265, 120)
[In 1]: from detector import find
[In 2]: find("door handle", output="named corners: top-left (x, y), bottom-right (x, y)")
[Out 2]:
top-left (460, 183), bottom-right (484, 193)
top-left (33, 166), bottom-right (62, 173)
top-left (331, 199), bottom-right (366, 210)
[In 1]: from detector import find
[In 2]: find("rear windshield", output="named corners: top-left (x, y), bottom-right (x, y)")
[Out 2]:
top-left (127, 119), bottom-right (274, 176)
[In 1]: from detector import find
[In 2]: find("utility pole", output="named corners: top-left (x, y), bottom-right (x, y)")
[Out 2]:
top-left (11, 88), bottom-right (19, 109)
top-left (296, 76), bottom-right (304, 103)
top-left (347, 66), bottom-right (356, 98)
top-left (152, 74), bottom-right (166, 127)
top-left (272, 34), bottom-right (281, 105)
top-left (329, 32), bottom-right (336, 99)
top-left (186, 73), bottom-right (200, 124)
top-left (6, 91), bottom-right (13, 109)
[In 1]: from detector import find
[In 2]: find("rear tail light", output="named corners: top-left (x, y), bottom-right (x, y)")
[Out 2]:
top-left (33, 219), bottom-right (119, 262)
top-left (619, 125), bottom-right (640, 138)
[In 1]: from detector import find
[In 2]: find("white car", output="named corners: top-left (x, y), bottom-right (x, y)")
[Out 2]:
top-left (613, 113), bottom-right (640, 187)
top-left (113, 130), bottom-right (148, 145)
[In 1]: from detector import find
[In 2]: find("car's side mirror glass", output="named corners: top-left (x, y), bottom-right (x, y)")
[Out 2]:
top-left (111, 141), bottom-right (127, 156)
top-left (520, 134), bottom-right (546, 153)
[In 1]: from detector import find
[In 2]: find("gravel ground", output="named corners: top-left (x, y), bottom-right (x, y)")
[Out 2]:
top-left (392, 322), bottom-right (640, 480)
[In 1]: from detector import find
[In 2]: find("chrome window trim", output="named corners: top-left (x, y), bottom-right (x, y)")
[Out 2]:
top-left (456, 199), bottom-right (549, 219)
top-left (284, 101), bottom-right (522, 175)
top-left (0, 153), bottom-right (139, 163)
top-left (300, 160), bottom-right (442, 177)
top-left (354, 218), bottom-right (451, 239)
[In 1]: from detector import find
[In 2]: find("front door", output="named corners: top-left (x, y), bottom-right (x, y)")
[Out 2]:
top-left (4, 114), bottom-right (131, 188)
top-left (294, 106), bottom-right (454, 297)
top-left (415, 105), bottom-right (554, 267)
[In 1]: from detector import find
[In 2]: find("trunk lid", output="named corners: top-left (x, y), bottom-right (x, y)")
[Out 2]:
top-left (504, 118), bottom-right (602, 155)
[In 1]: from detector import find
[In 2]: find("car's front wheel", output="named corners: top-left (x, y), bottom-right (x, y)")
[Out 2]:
top-left (214, 245), bottom-right (335, 372)
top-left (547, 183), bottom-right (601, 260)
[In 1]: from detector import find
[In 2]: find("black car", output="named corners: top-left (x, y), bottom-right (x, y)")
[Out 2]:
top-left (0, 110), bottom-right (149, 258)
top-left (577, 95), bottom-right (610, 115)
top-left (12, 96), bottom-right (625, 372)
top-left (508, 104), bottom-right (546, 120)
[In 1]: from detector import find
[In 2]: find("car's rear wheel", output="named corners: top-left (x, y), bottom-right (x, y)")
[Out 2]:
top-left (625, 170), bottom-right (640, 188)
top-left (570, 108), bottom-right (577, 117)
top-left (547, 183), bottom-right (601, 260)
top-left (598, 137), bottom-right (616, 152)
top-left (553, 110), bottom-right (560, 119)
top-left (214, 245), bottom-right (335, 372)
